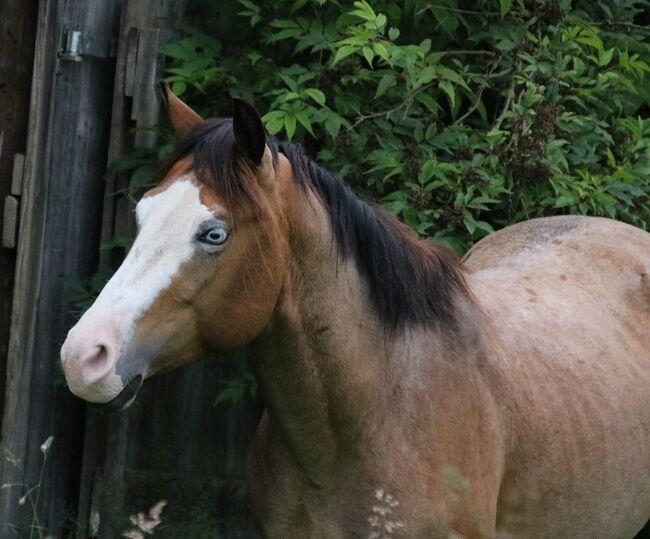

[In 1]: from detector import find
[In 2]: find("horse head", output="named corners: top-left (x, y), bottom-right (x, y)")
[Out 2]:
top-left (60, 87), bottom-right (292, 409)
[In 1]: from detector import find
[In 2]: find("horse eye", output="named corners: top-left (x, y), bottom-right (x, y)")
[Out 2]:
top-left (199, 226), bottom-right (229, 247)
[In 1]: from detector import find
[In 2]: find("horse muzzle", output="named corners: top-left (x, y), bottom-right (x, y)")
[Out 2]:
top-left (60, 312), bottom-right (145, 410)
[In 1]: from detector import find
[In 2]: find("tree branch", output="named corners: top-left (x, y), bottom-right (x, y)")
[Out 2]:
top-left (493, 57), bottom-right (522, 130)
top-left (445, 50), bottom-right (498, 57)
top-left (417, 4), bottom-right (500, 16)
top-left (351, 82), bottom-right (437, 128)
top-left (453, 54), bottom-right (505, 126)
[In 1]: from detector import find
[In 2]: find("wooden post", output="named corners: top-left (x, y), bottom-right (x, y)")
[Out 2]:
top-left (73, 2), bottom-right (186, 536)
top-left (0, 0), bottom-right (123, 536)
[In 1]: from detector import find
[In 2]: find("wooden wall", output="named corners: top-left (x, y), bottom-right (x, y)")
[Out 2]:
top-left (0, 1), bottom-right (264, 537)
top-left (0, 0), bottom-right (124, 535)
top-left (0, 0), bottom-right (39, 428)
top-left (73, 1), bottom-right (264, 537)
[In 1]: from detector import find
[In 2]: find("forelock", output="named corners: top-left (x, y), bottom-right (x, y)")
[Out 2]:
top-left (159, 118), bottom-right (278, 219)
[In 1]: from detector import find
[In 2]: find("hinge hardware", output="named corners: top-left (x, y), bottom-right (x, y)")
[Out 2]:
top-left (59, 27), bottom-right (116, 62)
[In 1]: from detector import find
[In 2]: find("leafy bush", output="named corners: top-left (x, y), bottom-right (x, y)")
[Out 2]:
top-left (157, 0), bottom-right (650, 252)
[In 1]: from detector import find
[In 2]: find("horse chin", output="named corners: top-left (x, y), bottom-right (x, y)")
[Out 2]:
top-left (88, 374), bottom-right (143, 413)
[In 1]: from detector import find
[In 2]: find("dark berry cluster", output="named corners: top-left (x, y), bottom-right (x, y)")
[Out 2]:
top-left (538, 2), bottom-right (566, 26)
top-left (497, 103), bottom-right (560, 184)
top-left (441, 204), bottom-right (466, 225)
top-left (404, 144), bottom-right (422, 179)
top-left (535, 104), bottom-right (560, 137)
top-left (463, 168), bottom-right (489, 187)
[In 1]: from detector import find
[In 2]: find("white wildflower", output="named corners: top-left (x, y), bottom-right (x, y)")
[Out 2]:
top-left (40, 436), bottom-right (54, 456)
top-left (123, 500), bottom-right (167, 537)
top-left (367, 488), bottom-right (405, 538)
top-left (90, 511), bottom-right (100, 535)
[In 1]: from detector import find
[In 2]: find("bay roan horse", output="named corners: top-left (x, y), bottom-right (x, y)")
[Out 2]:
top-left (61, 86), bottom-right (650, 538)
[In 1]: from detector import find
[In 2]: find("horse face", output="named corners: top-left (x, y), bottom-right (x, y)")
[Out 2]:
top-left (60, 91), bottom-right (288, 408)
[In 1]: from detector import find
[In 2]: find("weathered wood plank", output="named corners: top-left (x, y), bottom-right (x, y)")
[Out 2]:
top-left (0, 0), bottom-right (38, 435)
top-left (0, 0), bottom-right (123, 536)
top-left (118, 355), bottom-right (263, 538)
top-left (10, 154), bottom-right (26, 196)
top-left (76, 2), bottom-right (186, 536)
top-left (76, 2), bottom-right (264, 537)
top-left (2, 196), bottom-right (19, 249)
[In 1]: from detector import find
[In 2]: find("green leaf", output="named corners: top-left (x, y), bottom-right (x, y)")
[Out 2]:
top-left (265, 118), bottom-right (285, 135)
top-left (599, 48), bottom-right (615, 67)
top-left (500, 0), bottom-right (512, 17)
top-left (439, 80), bottom-right (455, 108)
top-left (172, 80), bottom-right (187, 95)
top-left (376, 73), bottom-right (396, 97)
top-left (435, 66), bottom-right (470, 91)
top-left (372, 42), bottom-right (389, 61)
top-left (362, 46), bottom-right (374, 67)
top-left (100, 235), bottom-right (134, 251)
top-left (324, 117), bottom-right (341, 139)
top-left (160, 42), bottom-right (193, 60)
top-left (416, 93), bottom-right (440, 114)
top-left (304, 88), bottom-right (326, 106)
top-left (214, 387), bottom-right (240, 405)
top-left (475, 221), bottom-right (495, 234)
top-left (284, 114), bottom-right (297, 139)
top-left (333, 45), bottom-right (356, 65)
top-left (419, 159), bottom-right (438, 182)
top-left (554, 192), bottom-right (577, 208)
top-left (295, 110), bottom-right (314, 135)
top-left (90, 270), bottom-right (111, 293)
top-left (129, 165), bottom-right (155, 192)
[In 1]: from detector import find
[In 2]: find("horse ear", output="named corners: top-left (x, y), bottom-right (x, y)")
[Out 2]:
top-left (159, 81), bottom-right (203, 137)
top-left (232, 97), bottom-right (266, 166)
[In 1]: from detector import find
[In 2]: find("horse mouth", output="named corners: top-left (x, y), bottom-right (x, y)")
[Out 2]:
top-left (88, 375), bottom-right (143, 413)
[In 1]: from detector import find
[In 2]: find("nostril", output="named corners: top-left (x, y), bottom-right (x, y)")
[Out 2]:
top-left (80, 344), bottom-right (114, 384)
top-left (89, 344), bottom-right (108, 367)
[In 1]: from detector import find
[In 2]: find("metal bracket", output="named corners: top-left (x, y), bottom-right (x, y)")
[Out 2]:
top-left (59, 27), bottom-right (117, 62)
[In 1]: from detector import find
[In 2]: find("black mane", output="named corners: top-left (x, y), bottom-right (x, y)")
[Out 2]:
top-left (162, 118), bottom-right (469, 330)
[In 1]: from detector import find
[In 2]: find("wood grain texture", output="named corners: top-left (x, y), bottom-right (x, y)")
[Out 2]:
top-left (0, 0), bottom-right (38, 436)
top-left (76, 2), bottom-right (187, 537)
top-left (0, 0), bottom-right (122, 536)
top-left (2, 195), bottom-right (19, 248)
top-left (0, 1), bottom-right (264, 536)
top-left (76, 2), bottom-right (263, 537)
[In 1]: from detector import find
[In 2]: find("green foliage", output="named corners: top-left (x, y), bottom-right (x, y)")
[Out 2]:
top-left (62, 270), bottom-right (113, 313)
top-left (213, 371), bottom-right (258, 406)
top-left (78, 0), bottom-right (649, 403)
top-left (106, 127), bottom-right (175, 194)
top-left (163, 0), bottom-right (650, 252)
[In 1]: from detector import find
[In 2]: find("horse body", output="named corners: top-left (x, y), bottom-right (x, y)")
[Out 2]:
top-left (246, 207), bottom-right (650, 539)
top-left (469, 216), bottom-right (650, 539)
top-left (60, 90), bottom-right (650, 538)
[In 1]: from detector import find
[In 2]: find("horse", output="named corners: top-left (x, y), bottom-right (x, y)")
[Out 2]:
top-left (60, 85), bottom-right (650, 538)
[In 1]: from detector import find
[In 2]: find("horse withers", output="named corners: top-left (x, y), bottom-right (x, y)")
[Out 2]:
top-left (60, 86), bottom-right (650, 538)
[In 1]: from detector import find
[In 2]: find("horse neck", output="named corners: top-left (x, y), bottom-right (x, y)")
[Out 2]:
top-left (250, 189), bottom-right (387, 481)
top-left (251, 179), bottom-right (478, 484)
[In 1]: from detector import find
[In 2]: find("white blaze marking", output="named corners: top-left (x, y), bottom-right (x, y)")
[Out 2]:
top-left (96, 177), bottom-right (213, 338)
top-left (62, 176), bottom-right (222, 402)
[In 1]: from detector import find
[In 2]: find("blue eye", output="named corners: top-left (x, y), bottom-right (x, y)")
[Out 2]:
top-left (199, 226), bottom-right (229, 246)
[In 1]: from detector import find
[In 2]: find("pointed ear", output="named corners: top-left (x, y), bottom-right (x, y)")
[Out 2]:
top-left (159, 81), bottom-right (203, 137)
top-left (232, 97), bottom-right (266, 165)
